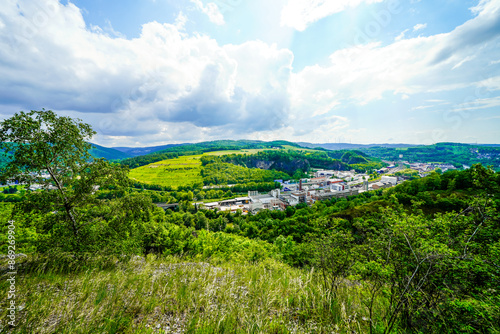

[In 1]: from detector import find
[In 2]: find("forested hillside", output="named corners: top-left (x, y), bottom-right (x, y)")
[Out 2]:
top-left (127, 145), bottom-right (385, 193)
top-left (1, 111), bottom-right (499, 333)
top-left (1, 142), bottom-right (131, 162)
top-left (3, 161), bottom-right (499, 332)
top-left (120, 140), bottom-right (302, 169)
top-left (359, 142), bottom-right (500, 168)
top-left (202, 149), bottom-right (385, 175)
top-left (89, 143), bottom-right (133, 160)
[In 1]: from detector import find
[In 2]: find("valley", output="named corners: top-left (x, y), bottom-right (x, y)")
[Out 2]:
top-left (1, 120), bottom-right (499, 333)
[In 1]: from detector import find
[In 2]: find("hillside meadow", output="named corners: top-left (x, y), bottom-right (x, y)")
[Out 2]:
top-left (128, 148), bottom-right (295, 189)
top-left (129, 155), bottom-right (204, 189)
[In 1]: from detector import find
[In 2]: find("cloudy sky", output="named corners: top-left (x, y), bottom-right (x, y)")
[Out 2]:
top-left (1, 0), bottom-right (500, 147)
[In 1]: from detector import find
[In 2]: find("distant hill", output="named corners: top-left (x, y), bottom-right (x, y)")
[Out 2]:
top-left (297, 142), bottom-right (417, 150)
top-left (112, 144), bottom-right (186, 157)
top-left (113, 140), bottom-right (303, 158)
top-left (89, 143), bottom-right (133, 160)
top-left (1, 143), bottom-right (131, 163)
top-left (150, 140), bottom-right (301, 156)
top-left (356, 142), bottom-right (500, 169)
top-left (120, 140), bottom-right (303, 168)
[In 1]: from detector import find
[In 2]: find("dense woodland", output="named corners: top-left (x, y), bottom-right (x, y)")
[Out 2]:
top-left (120, 140), bottom-right (302, 169)
top-left (359, 142), bottom-right (500, 169)
top-left (201, 149), bottom-right (385, 177)
top-left (1, 111), bottom-right (499, 333)
top-left (2, 163), bottom-right (499, 332)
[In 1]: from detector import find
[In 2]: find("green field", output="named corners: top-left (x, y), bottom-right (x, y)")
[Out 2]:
top-left (281, 145), bottom-right (322, 152)
top-left (129, 149), bottom-right (277, 188)
top-left (129, 155), bottom-right (203, 188)
top-left (129, 146), bottom-right (348, 188)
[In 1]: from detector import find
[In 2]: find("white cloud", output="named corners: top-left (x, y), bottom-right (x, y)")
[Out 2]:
top-left (1, 0), bottom-right (500, 146)
top-left (190, 0), bottom-right (225, 25)
top-left (395, 28), bottom-right (409, 41)
top-left (290, 0), bottom-right (500, 118)
top-left (413, 23), bottom-right (427, 31)
top-left (0, 0), bottom-right (293, 143)
top-left (452, 55), bottom-right (475, 70)
top-left (477, 75), bottom-right (500, 91)
top-left (475, 115), bottom-right (500, 121)
top-left (175, 12), bottom-right (188, 29)
top-left (450, 96), bottom-right (500, 113)
top-left (281, 0), bottom-right (384, 31)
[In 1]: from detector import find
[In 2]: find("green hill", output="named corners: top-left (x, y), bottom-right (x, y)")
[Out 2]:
top-left (89, 143), bottom-right (133, 160)
top-left (358, 142), bottom-right (500, 168)
top-left (1, 142), bottom-right (132, 163)
top-left (4, 165), bottom-right (500, 333)
top-left (120, 140), bottom-right (303, 169)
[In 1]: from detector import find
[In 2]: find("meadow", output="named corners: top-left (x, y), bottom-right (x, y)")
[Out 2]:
top-left (129, 155), bottom-right (204, 188)
top-left (281, 145), bottom-right (323, 153)
top-left (1, 254), bottom-right (376, 334)
top-left (128, 149), bottom-right (280, 189)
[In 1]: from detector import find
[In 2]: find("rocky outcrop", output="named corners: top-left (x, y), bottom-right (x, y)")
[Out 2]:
top-left (244, 158), bottom-right (310, 174)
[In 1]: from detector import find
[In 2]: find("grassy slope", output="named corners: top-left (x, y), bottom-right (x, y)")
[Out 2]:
top-left (128, 146), bottom-right (372, 189)
top-left (128, 149), bottom-right (281, 189)
top-left (150, 140), bottom-right (300, 155)
top-left (129, 155), bottom-right (204, 188)
top-left (2, 256), bottom-right (375, 334)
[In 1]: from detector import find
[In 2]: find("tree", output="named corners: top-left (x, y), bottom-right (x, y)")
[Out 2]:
top-left (0, 110), bottom-right (130, 251)
top-left (311, 230), bottom-right (356, 295)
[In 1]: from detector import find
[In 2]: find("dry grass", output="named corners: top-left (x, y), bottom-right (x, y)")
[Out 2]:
top-left (0, 255), bottom-right (382, 333)
top-left (129, 155), bottom-right (204, 189)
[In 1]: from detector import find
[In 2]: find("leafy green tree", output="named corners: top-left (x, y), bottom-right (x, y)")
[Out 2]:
top-left (0, 110), bottom-right (130, 251)
top-left (311, 230), bottom-right (356, 295)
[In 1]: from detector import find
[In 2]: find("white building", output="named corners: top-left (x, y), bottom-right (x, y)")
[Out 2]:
top-left (381, 176), bottom-right (398, 185)
top-left (330, 183), bottom-right (345, 192)
top-left (315, 170), bottom-right (336, 178)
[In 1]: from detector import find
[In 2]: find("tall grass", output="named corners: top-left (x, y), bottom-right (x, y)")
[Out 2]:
top-left (129, 155), bottom-right (203, 189)
top-left (0, 255), bottom-right (384, 333)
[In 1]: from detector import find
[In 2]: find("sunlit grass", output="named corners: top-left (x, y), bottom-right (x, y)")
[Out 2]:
top-left (0, 255), bottom-right (381, 333)
top-left (129, 155), bottom-right (203, 189)
top-left (128, 149), bottom-right (282, 189)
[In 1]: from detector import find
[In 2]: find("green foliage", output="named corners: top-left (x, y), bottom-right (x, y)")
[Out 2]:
top-left (1, 109), bottom-right (498, 334)
top-left (341, 151), bottom-right (369, 164)
top-left (0, 110), bottom-right (159, 254)
top-left (128, 155), bottom-right (203, 189)
top-left (2, 186), bottom-right (17, 194)
top-left (121, 140), bottom-right (301, 168)
top-left (210, 149), bottom-right (385, 176)
top-left (0, 109), bottom-right (96, 185)
top-left (0, 203), bottom-right (38, 254)
top-left (360, 142), bottom-right (500, 169)
top-left (201, 162), bottom-right (289, 185)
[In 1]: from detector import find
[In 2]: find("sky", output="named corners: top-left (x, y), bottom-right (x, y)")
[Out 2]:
top-left (1, 0), bottom-right (500, 147)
